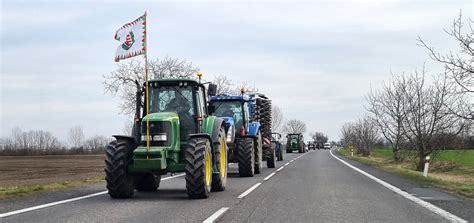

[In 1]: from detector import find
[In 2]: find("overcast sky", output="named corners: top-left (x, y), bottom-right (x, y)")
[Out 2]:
top-left (1, 0), bottom-right (472, 144)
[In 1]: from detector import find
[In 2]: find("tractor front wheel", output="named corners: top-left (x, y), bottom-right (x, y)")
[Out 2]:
top-left (134, 173), bottom-right (160, 192)
top-left (185, 137), bottom-right (213, 199)
top-left (211, 128), bottom-right (228, 192)
top-left (105, 139), bottom-right (135, 198)
top-left (237, 138), bottom-right (255, 177)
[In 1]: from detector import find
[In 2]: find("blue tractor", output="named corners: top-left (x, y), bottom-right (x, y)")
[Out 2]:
top-left (209, 93), bottom-right (275, 177)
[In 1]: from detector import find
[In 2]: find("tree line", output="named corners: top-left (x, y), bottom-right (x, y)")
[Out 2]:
top-left (340, 12), bottom-right (473, 170)
top-left (0, 126), bottom-right (111, 155)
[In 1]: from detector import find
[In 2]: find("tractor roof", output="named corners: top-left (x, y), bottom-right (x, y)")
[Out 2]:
top-left (210, 94), bottom-right (250, 101)
top-left (147, 78), bottom-right (201, 87)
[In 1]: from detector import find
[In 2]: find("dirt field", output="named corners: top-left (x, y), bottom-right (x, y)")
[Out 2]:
top-left (0, 155), bottom-right (105, 187)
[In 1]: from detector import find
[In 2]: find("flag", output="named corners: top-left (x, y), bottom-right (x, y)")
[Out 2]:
top-left (114, 13), bottom-right (146, 62)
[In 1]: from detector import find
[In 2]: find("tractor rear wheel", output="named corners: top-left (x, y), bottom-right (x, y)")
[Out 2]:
top-left (134, 173), bottom-right (160, 191)
top-left (267, 148), bottom-right (276, 168)
top-left (254, 131), bottom-right (263, 174)
top-left (237, 137), bottom-right (255, 177)
top-left (185, 137), bottom-right (212, 199)
top-left (105, 139), bottom-right (135, 198)
top-left (211, 128), bottom-right (228, 192)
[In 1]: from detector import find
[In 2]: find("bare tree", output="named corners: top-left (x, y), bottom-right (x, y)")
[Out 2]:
top-left (84, 135), bottom-right (110, 153)
top-left (283, 119), bottom-right (307, 134)
top-left (212, 74), bottom-right (234, 95)
top-left (366, 73), bottom-right (408, 161)
top-left (103, 56), bottom-right (199, 115)
top-left (311, 132), bottom-right (328, 143)
top-left (272, 105), bottom-right (284, 134)
top-left (417, 11), bottom-right (473, 120)
top-left (401, 68), bottom-right (465, 170)
top-left (340, 122), bottom-right (355, 148)
top-left (2, 127), bottom-right (61, 155)
top-left (68, 126), bottom-right (85, 148)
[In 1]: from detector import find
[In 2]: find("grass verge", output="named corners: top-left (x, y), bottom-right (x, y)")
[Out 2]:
top-left (337, 148), bottom-right (474, 198)
top-left (0, 177), bottom-right (104, 200)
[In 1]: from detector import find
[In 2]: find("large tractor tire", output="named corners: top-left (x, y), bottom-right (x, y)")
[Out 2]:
top-left (211, 128), bottom-right (228, 192)
top-left (134, 173), bottom-right (160, 192)
top-left (105, 139), bottom-right (136, 198)
top-left (267, 148), bottom-right (276, 168)
top-left (254, 131), bottom-right (263, 174)
top-left (185, 137), bottom-right (213, 199)
top-left (237, 137), bottom-right (255, 177)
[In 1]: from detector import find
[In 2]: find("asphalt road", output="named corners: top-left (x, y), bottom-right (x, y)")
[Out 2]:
top-left (0, 150), bottom-right (471, 222)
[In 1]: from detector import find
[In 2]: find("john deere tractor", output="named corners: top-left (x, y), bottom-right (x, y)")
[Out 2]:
top-left (286, 133), bottom-right (305, 153)
top-left (208, 93), bottom-right (274, 177)
top-left (105, 78), bottom-right (230, 199)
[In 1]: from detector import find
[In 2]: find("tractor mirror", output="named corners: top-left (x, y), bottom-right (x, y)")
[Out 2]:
top-left (208, 105), bottom-right (216, 114)
top-left (208, 84), bottom-right (217, 96)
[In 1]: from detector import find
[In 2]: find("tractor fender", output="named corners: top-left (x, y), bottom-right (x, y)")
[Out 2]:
top-left (211, 117), bottom-right (226, 144)
top-left (112, 135), bottom-right (137, 145)
top-left (247, 122), bottom-right (261, 136)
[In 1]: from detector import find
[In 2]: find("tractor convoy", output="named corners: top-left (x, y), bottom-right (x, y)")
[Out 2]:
top-left (104, 74), bottom-right (298, 200)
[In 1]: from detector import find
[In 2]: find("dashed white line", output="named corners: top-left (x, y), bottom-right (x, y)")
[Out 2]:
top-left (203, 207), bottom-right (229, 223)
top-left (276, 166), bottom-right (284, 172)
top-left (237, 183), bottom-right (262, 199)
top-left (263, 172), bottom-right (276, 181)
top-left (329, 150), bottom-right (467, 223)
top-left (0, 173), bottom-right (186, 218)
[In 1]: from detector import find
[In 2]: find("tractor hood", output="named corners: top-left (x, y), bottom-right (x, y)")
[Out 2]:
top-left (142, 112), bottom-right (179, 122)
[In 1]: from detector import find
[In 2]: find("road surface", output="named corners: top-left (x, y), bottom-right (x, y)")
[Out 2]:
top-left (1, 150), bottom-right (472, 222)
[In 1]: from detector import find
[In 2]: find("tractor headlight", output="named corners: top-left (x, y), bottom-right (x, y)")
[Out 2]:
top-left (141, 135), bottom-right (152, 141)
top-left (153, 134), bottom-right (167, 141)
top-left (226, 126), bottom-right (234, 142)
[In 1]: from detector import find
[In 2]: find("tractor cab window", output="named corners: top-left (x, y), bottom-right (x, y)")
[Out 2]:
top-left (149, 85), bottom-right (196, 140)
top-left (212, 101), bottom-right (244, 131)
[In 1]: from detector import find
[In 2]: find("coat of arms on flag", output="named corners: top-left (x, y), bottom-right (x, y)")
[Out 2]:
top-left (114, 13), bottom-right (146, 62)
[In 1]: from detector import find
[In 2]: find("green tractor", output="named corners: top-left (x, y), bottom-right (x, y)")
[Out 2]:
top-left (286, 133), bottom-right (305, 153)
top-left (105, 78), bottom-right (230, 199)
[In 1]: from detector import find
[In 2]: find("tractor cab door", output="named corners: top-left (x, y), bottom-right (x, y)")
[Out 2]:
top-left (195, 86), bottom-right (207, 131)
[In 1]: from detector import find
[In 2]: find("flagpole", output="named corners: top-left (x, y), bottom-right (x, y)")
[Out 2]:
top-left (144, 12), bottom-right (150, 158)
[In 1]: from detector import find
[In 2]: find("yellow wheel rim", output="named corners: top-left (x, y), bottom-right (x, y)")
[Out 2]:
top-left (220, 138), bottom-right (227, 178)
top-left (204, 149), bottom-right (212, 187)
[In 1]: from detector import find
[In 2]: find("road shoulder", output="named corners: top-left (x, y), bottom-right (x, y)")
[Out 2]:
top-left (332, 149), bottom-right (474, 222)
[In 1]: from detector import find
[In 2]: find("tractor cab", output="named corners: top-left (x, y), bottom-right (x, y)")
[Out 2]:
top-left (209, 95), bottom-right (251, 137)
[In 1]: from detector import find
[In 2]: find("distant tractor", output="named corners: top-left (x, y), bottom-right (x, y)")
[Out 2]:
top-left (209, 93), bottom-right (275, 177)
top-left (271, 132), bottom-right (283, 161)
top-left (286, 133), bottom-right (305, 153)
top-left (105, 78), bottom-right (231, 199)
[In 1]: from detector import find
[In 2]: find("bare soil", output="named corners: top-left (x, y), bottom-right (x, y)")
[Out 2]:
top-left (0, 155), bottom-right (105, 187)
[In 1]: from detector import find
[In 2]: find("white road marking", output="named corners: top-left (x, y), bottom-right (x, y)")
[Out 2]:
top-left (329, 150), bottom-right (467, 223)
top-left (284, 163), bottom-right (289, 166)
top-left (276, 166), bottom-right (284, 172)
top-left (263, 172), bottom-right (276, 181)
top-left (237, 183), bottom-right (262, 199)
top-left (203, 207), bottom-right (229, 223)
top-left (0, 173), bottom-right (186, 218)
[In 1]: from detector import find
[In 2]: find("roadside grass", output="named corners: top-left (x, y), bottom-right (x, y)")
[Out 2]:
top-left (337, 148), bottom-right (474, 198)
top-left (0, 177), bottom-right (104, 199)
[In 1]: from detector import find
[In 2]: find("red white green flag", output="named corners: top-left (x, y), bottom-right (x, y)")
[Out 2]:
top-left (114, 13), bottom-right (146, 62)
